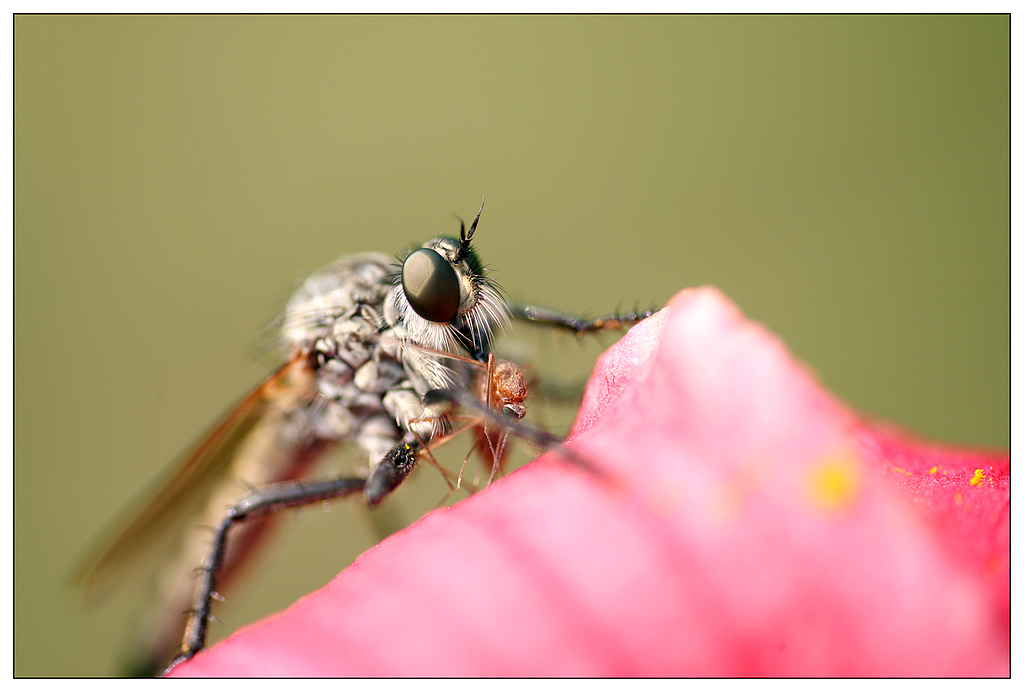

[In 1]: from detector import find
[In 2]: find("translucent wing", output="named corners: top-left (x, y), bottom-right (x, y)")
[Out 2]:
top-left (72, 351), bottom-right (319, 603)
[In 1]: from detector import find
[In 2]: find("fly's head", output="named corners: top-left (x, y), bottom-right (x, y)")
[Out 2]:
top-left (385, 199), bottom-right (509, 359)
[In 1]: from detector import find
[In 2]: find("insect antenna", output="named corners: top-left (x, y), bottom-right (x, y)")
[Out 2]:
top-left (455, 196), bottom-right (485, 263)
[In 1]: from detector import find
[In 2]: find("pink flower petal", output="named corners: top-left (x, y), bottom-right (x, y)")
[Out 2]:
top-left (171, 287), bottom-right (1008, 677)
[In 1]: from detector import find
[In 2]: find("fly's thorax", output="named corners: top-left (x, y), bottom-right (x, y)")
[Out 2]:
top-left (280, 253), bottom-right (392, 349)
top-left (276, 252), bottom-right (404, 451)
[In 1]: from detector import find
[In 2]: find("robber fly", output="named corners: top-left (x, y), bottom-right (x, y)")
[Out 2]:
top-left (73, 199), bottom-right (653, 675)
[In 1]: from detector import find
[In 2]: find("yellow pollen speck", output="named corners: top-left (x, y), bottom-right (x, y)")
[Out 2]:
top-left (929, 466), bottom-right (938, 474)
top-left (890, 466), bottom-right (911, 476)
top-left (970, 469), bottom-right (986, 486)
top-left (806, 455), bottom-right (861, 512)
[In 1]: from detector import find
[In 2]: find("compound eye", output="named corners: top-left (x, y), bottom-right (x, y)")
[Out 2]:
top-left (402, 248), bottom-right (460, 323)
top-left (502, 403), bottom-right (526, 420)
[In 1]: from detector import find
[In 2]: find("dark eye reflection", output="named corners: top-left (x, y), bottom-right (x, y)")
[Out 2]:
top-left (402, 248), bottom-right (460, 323)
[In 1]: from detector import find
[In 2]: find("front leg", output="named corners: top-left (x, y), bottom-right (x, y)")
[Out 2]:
top-left (364, 441), bottom-right (420, 506)
top-left (509, 303), bottom-right (656, 336)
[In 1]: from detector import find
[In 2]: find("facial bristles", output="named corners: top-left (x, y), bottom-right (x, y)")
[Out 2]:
top-left (466, 279), bottom-right (510, 348)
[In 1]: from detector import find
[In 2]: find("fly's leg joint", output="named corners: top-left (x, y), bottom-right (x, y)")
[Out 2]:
top-left (167, 476), bottom-right (367, 674)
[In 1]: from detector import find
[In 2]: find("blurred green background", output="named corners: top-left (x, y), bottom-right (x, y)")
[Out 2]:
top-left (15, 15), bottom-right (1008, 676)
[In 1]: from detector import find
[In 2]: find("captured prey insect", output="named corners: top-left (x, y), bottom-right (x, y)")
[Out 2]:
top-left (72, 199), bottom-right (654, 675)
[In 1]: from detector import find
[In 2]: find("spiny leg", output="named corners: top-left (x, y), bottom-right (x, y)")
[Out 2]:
top-left (409, 429), bottom-right (459, 492)
top-left (459, 435), bottom-right (493, 494)
top-left (408, 396), bottom-right (489, 495)
top-left (477, 351), bottom-right (509, 483)
top-left (509, 303), bottom-right (656, 336)
top-left (508, 303), bottom-right (658, 408)
top-left (166, 442), bottom-right (421, 674)
top-left (407, 428), bottom-right (476, 507)
top-left (413, 419), bottom-right (504, 498)
top-left (427, 385), bottom-right (618, 490)
top-left (485, 430), bottom-right (512, 488)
